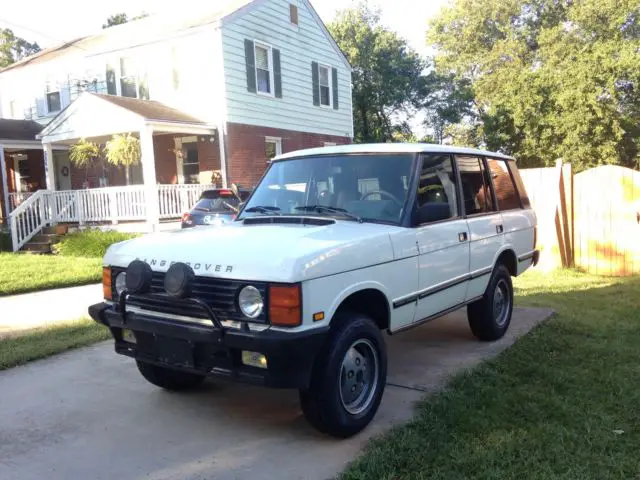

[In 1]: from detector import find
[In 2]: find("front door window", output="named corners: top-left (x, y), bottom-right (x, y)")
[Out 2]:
top-left (182, 142), bottom-right (200, 184)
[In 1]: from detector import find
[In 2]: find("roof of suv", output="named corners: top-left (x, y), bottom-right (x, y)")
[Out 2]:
top-left (273, 143), bottom-right (515, 162)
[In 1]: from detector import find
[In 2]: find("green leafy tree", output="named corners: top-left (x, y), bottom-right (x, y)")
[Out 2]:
top-left (0, 28), bottom-right (40, 68)
top-left (102, 12), bottom-right (149, 29)
top-left (69, 139), bottom-right (101, 184)
top-left (429, 0), bottom-right (640, 170)
top-left (104, 133), bottom-right (141, 185)
top-left (328, 2), bottom-right (430, 142)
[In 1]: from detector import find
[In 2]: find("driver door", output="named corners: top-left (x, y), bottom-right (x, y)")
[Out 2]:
top-left (413, 154), bottom-right (471, 323)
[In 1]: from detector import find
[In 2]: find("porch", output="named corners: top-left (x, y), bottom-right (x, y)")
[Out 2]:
top-left (5, 93), bottom-right (227, 251)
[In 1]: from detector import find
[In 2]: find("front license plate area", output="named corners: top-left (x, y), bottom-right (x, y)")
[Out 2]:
top-left (153, 336), bottom-right (195, 368)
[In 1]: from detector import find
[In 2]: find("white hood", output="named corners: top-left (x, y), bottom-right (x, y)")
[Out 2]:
top-left (104, 220), bottom-right (401, 283)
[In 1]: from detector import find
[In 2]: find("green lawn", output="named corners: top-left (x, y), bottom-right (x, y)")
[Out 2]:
top-left (0, 253), bottom-right (102, 296)
top-left (0, 318), bottom-right (110, 370)
top-left (342, 270), bottom-right (640, 479)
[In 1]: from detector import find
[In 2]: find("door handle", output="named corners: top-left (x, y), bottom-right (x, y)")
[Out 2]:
top-left (496, 224), bottom-right (504, 234)
top-left (458, 232), bottom-right (468, 242)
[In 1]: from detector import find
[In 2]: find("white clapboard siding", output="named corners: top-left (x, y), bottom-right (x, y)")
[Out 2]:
top-left (221, 0), bottom-right (353, 138)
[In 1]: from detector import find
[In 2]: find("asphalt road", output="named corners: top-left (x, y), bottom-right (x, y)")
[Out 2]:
top-left (0, 307), bottom-right (553, 480)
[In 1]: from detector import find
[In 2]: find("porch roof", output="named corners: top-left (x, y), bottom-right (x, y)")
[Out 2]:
top-left (37, 93), bottom-right (216, 144)
top-left (0, 119), bottom-right (44, 149)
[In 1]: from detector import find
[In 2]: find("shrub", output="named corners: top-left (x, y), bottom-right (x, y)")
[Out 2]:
top-left (53, 228), bottom-right (139, 258)
top-left (0, 232), bottom-right (12, 252)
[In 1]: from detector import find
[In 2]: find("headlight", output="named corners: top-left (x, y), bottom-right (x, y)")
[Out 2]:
top-left (114, 272), bottom-right (127, 297)
top-left (238, 285), bottom-right (263, 318)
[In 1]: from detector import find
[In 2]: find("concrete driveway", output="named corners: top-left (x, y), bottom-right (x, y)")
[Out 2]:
top-left (0, 307), bottom-right (553, 480)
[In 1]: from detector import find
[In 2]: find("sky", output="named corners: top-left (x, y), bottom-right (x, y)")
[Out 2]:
top-left (0, 0), bottom-right (450, 56)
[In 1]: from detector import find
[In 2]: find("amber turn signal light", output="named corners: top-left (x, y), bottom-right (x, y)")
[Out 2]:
top-left (102, 266), bottom-right (112, 300)
top-left (269, 284), bottom-right (301, 327)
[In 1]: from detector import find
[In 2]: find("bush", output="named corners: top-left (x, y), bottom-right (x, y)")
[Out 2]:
top-left (0, 232), bottom-right (12, 252)
top-left (53, 228), bottom-right (139, 258)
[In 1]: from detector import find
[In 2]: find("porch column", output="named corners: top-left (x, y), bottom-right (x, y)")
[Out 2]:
top-left (0, 144), bottom-right (9, 220)
top-left (217, 122), bottom-right (228, 188)
top-left (43, 142), bottom-right (55, 190)
top-left (140, 125), bottom-right (160, 232)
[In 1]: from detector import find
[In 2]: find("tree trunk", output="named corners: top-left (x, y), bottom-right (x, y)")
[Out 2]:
top-left (125, 165), bottom-right (130, 186)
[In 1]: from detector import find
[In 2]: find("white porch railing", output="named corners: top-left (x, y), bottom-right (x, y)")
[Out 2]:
top-left (9, 184), bottom-right (214, 251)
top-left (8, 192), bottom-right (35, 212)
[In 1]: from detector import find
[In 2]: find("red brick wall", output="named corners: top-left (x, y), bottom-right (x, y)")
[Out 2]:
top-left (153, 134), bottom-right (179, 184)
top-left (226, 123), bottom-right (351, 188)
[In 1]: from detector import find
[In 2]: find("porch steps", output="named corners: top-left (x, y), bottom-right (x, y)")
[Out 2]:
top-left (21, 226), bottom-right (68, 254)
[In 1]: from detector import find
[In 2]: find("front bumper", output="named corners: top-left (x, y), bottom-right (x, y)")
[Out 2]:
top-left (89, 302), bottom-right (328, 389)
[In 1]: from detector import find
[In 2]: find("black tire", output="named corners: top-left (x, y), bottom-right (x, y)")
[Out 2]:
top-left (467, 263), bottom-right (514, 341)
top-left (136, 360), bottom-right (206, 391)
top-left (299, 312), bottom-right (387, 438)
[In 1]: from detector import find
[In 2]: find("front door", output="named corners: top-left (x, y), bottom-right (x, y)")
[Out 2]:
top-left (54, 151), bottom-right (72, 191)
top-left (456, 155), bottom-right (504, 301)
top-left (413, 154), bottom-right (470, 323)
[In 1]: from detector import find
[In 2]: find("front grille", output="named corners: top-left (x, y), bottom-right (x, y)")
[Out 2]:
top-left (111, 267), bottom-right (268, 323)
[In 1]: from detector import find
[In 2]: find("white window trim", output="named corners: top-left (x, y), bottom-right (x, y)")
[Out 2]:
top-left (45, 80), bottom-right (61, 115)
top-left (254, 41), bottom-right (275, 97)
top-left (317, 63), bottom-right (332, 108)
top-left (180, 136), bottom-right (200, 184)
top-left (116, 56), bottom-right (141, 99)
top-left (265, 136), bottom-right (282, 157)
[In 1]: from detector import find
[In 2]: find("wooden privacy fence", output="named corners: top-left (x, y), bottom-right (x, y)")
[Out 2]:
top-left (520, 162), bottom-right (640, 276)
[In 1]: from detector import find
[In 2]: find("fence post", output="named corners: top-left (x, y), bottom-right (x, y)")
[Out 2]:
top-left (10, 214), bottom-right (18, 252)
top-left (76, 190), bottom-right (85, 226)
top-left (109, 189), bottom-right (118, 225)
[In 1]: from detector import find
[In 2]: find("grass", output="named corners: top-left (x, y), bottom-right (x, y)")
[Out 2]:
top-left (0, 318), bottom-right (111, 370)
top-left (0, 253), bottom-right (102, 296)
top-left (341, 269), bottom-right (640, 479)
top-left (52, 228), bottom-right (138, 257)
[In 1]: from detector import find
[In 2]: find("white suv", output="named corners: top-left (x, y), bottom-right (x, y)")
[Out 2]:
top-left (90, 144), bottom-right (538, 438)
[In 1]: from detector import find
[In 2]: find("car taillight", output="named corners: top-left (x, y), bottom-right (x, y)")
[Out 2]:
top-left (182, 212), bottom-right (192, 224)
top-left (219, 189), bottom-right (233, 196)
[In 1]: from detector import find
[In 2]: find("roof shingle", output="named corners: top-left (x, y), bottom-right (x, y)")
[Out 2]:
top-left (0, 119), bottom-right (43, 142)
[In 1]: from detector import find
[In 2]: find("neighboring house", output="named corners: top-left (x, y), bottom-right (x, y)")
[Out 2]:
top-left (0, 0), bottom-right (353, 235)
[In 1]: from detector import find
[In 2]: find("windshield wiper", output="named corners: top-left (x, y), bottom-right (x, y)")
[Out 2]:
top-left (294, 205), bottom-right (362, 223)
top-left (244, 205), bottom-right (281, 215)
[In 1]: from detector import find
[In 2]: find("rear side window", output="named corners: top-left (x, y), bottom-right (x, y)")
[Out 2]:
top-left (486, 159), bottom-right (522, 210)
top-left (506, 161), bottom-right (531, 208)
top-left (456, 156), bottom-right (496, 215)
top-left (416, 154), bottom-right (458, 219)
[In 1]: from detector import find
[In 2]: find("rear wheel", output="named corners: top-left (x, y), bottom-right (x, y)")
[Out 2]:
top-left (136, 360), bottom-right (206, 391)
top-left (299, 313), bottom-right (387, 438)
top-left (467, 264), bottom-right (513, 341)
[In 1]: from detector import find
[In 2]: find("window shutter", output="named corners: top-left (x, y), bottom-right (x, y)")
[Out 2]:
top-left (244, 39), bottom-right (257, 93)
top-left (35, 96), bottom-right (46, 117)
top-left (311, 61), bottom-right (320, 106)
top-left (106, 62), bottom-right (117, 95)
top-left (138, 71), bottom-right (150, 100)
top-left (273, 48), bottom-right (282, 98)
top-left (60, 84), bottom-right (71, 109)
top-left (332, 67), bottom-right (339, 110)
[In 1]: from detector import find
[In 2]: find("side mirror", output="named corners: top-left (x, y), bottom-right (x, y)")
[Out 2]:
top-left (413, 203), bottom-right (451, 226)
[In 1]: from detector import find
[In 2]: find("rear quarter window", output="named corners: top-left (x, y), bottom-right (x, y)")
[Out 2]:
top-left (486, 159), bottom-right (522, 210)
top-left (506, 160), bottom-right (531, 209)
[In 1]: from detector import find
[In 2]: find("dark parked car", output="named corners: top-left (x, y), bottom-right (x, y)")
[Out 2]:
top-left (181, 187), bottom-right (251, 228)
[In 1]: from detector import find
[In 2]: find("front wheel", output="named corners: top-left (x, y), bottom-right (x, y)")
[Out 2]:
top-left (467, 264), bottom-right (513, 341)
top-left (299, 313), bottom-right (387, 438)
top-left (136, 360), bottom-right (206, 391)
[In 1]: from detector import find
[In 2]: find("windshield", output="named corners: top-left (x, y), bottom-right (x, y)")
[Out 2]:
top-left (192, 196), bottom-right (241, 213)
top-left (239, 153), bottom-right (415, 224)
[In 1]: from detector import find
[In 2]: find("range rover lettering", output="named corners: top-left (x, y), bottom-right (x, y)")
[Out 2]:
top-left (89, 143), bottom-right (538, 438)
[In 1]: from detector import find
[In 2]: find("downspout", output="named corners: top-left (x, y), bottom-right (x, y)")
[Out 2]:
top-left (0, 144), bottom-right (9, 221)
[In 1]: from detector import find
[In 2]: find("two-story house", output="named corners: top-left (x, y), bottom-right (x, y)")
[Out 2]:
top-left (0, 0), bottom-right (353, 247)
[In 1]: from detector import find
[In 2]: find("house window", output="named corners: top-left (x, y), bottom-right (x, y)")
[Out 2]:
top-left (318, 65), bottom-right (331, 107)
top-left (265, 137), bottom-right (282, 160)
top-left (255, 43), bottom-right (273, 95)
top-left (119, 57), bottom-right (138, 98)
top-left (46, 80), bottom-right (61, 113)
top-left (290, 4), bottom-right (299, 25)
top-left (181, 141), bottom-right (200, 184)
